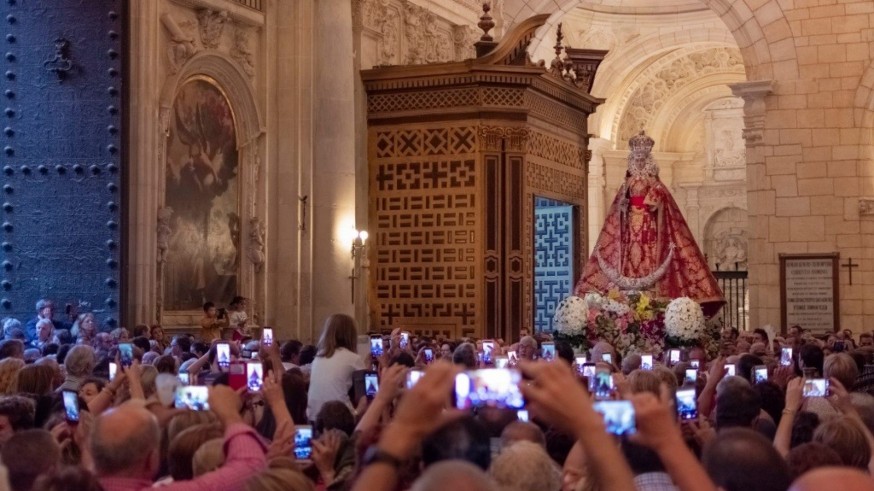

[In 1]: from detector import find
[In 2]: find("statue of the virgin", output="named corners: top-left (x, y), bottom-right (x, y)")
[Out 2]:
top-left (576, 131), bottom-right (725, 316)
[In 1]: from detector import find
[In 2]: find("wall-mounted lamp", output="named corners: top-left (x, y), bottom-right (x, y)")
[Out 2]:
top-left (347, 229), bottom-right (369, 304)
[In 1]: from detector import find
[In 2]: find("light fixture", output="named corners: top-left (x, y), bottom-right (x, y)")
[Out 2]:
top-left (349, 229), bottom-right (369, 303)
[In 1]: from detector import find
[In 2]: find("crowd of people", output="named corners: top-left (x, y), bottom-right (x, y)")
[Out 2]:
top-left (0, 298), bottom-right (872, 491)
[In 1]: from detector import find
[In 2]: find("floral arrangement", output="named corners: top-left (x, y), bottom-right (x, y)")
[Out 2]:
top-left (664, 297), bottom-right (705, 347)
top-left (553, 290), bottom-right (669, 358)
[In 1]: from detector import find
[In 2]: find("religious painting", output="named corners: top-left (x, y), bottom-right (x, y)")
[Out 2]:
top-left (163, 77), bottom-right (240, 311)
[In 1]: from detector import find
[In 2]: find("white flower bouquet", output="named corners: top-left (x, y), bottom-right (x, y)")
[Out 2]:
top-left (553, 296), bottom-right (587, 335)
top-left (664, 297), bottom-right (705, 344)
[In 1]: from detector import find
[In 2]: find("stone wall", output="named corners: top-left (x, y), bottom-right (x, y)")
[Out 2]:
top-left (1, 0), bottom-right (124, 328)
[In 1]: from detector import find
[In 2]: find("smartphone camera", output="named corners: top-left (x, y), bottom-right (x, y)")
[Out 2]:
top-left (175, 386), bottom-right (210, 411)
top-left (494, 356), bottom-right (509, 369)
top-left (424, 348), bottom-right (434, 364)
top-left (753, 365), bottom-right (768, 384)
top-left (63, 390), bottom-right (80, 425)
top-left (119, 343), bottom-right (134, 368)
top-left (400, 332), bottom-right (410, 350)
top-left (109, 362), bottom-right (118, 381)
top-left (261, 328), bottom-right (274, 347)
top-left (216, 343), bottom-right (231, 371)
top-left (676, 387), bottom-right (698, 421)
top-left (590, 370), bottom-right (614, 401)
top-left (668, 349), bottom-right (681, 365)
top-left (690, 359), bottom-right (700, 369)
top-left (246, 363), bottom-right (264, 392)
top-left (725, 364), bottom-right (737, 377)
top-left (582, 363), bottom-right (597, 378)
top-left (781, 347), bottom-right (793, 367)
top-left (482, 341), bottom-right (495, 365)
top-left (365, 372), bottom-right (379, 400)
top-left (684, 369), bottom-right (698, 385)
top-left (641, 355), bottom-right (653, 371)
top-left (517, 409), bottom-right (529, 422)
top-left (370, 336), bottom-right (383, 357)
top-left (802, 378), bottom-right (829, 397)
top-left (294, 426), bottom-right (313, 460)
top-left (455, 369), bottom-right (525, 410)
top-left (602, 353), bottom-right (613, 364)
top-left (541, 343), bottom-right (556, 362)
top-left (406, 369), bottom-right (424, 389)
top-left (592, 400), bottom-right (636, 435)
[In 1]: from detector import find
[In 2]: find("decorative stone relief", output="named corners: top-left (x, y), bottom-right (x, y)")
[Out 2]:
top-left (405, 2), bottom-right (453, 64)
top-left (247, 216), bottom-right (265, 273)
top-left (231, 25), bottom-right (255, 78)
top-left (703, 206), bottom-right (748, 270)
top-left (197, 9), bottom-right (229, 50)
top-left (453, 25), bottom-right (479, 61)
top-left (160, 13), bottom-right (199, 74)
top-left (617, 47), bottom-right (745, 144)
top-left (860, 198), bottom-right (874, 216)
top-left (156, 206), bottom-right (173, 264)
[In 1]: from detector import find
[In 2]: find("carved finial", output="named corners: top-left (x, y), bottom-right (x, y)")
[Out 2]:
top-left (554, 22), bottom-right (564, 57)
top-left (478, 2), bottom-right (495, 42)
top-left (474, 2), bottom-right (498, 58)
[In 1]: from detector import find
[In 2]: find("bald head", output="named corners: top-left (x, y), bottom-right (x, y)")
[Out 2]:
top-left (90, 403), bottom-right (161, 479)
top-left (500, 421), bottom-right (546, 449)
top-left (790, 467), bottom-right (874, 491)
top-left (411, 461), bottom-right (498, 491)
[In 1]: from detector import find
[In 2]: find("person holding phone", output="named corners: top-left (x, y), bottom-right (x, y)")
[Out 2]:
top-left (307, 314), bottom-right (366, 421)
top-left (200, 301), bottom-right (228, 343)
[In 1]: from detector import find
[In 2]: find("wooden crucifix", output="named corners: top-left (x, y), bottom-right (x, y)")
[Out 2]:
top-left (842, 257), bottom-right (859, 285)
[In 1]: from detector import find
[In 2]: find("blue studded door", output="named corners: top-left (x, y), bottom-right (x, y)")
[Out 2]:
top-left (1, 0), bottom-right (124, 329)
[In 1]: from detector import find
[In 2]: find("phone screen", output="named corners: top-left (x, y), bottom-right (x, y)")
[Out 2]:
top-left (669, 349), bottom-right (680, 365)
top-left (602, 353), bottom-right (613, 364)
top-left (725, 364), bottom-right (736, 376)
top-left (119, 343), bottom-right (133, 367)
top-left (63, 390), bottom-right (80, 424)
top-left (802, 378), bottom-right (829, 397)
top-left (541, 343), bottom-right (556, 361)
top-left (246, 363), bottom-right (264, 392)
top-left (507, 351), bottom-right (518, 365)
top-left (261, 328), bottom-right (273, 347)
top-left (109, 362), bottom-right (118, 381)
top-left (690, 359), bottom-right (700, 369)
top-left (216, 343), bottom-right (231, 371)
top-left (575, 355), bottom-right (588, 366)
top-left (781, 347), bottom-right (793, 366)
top-left (482, 341), bottom-right (495, 363)
top-left (178, 372), bottom-right (190, 385)
top-left (517, 409), bottom-right (529, 422)
top-left (494, 357), bottom-right (509, 369)
top-left (684, 369), bottom-right (698, 385)
top-left (400, 332), bottom-right (410, 349)
top-left (641, 355), bottom-right (653, 370)
top-left (294, 426), bottom-right (313, 460)
top-left (365, 372), bottom-right (379, 399)
top-left (591, 370), bottom-right (614, 400)
top-left (454, 369), bottom-right (525, 410)
top-left (406, 369), bottom-right (424, 389)
top-left (592, 400), bottom-right (636, 435)
top-left (676, 388), bottom-right (698, 420)
top-left (370, 336), bottom-right (383, 357)
top-left (424, 348), bottom-right (434, 364)
top-left (582, 363), bottom-right (597, 377)
top-left (175, 386), bottom-right (210, 410)
top-left (754, 366), bottom-right (768, 384)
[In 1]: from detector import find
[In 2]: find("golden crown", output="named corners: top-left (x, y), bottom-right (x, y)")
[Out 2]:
top-left (629, 130), bottom-right (654, 149)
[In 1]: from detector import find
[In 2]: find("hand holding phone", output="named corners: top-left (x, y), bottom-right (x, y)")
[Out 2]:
top-left (63, 390), bottom-right (80, 425)
top-left (261, 328), bottom-right (274, 348)
top-left (802, 378), bottom-right (829, 397)
top-left (676, 387), bottom-right (698, 420)
top-left (109, 362), bottom-right (118, 381)
top-left (118, 343), bottom-right (134, 368)
top-left (175, 386), bottom-right (210, 410)
top-left (424, 348), bottom-right (434, 364)
top-left (246, 362), bottom-right (264, 392)
top-left (370, 336), bottom-right (383, 358)
top-left (753, 365), bottom-right (768, 384)
top-left (592, 400), bottom-right (636, 435)
top-left (780, 347), bottom-right (793, 367)
top-left (216, 343), bottom-right (231, 372)
top-left (294, 425), bottom-right (313, 461)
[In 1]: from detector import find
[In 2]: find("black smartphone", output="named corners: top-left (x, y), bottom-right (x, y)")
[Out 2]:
top-left (590, 370), bottom-right (614, 401)
top-left (370, 336), bottom-right (383, 357)
top-left (63, 390), bottom-right (80, 425)
top-left (676, 387), bottom-right (698, 421)
top-left (454, 368), bottom-right (525, 410)
top-left (364, 372), bottom-right (379, 400)
top-left (118, 343), bottom-right (133, 368)
top-left (753, 365), bottom-right (768, 384)
top-left (424, 348), bottom-right (434, 364)
top-left (780, 347), bottom-right (793, 366)
top-left (294, 425), bottom-right (313, 461)
top-left (261, 328), bottom-right (274, 347)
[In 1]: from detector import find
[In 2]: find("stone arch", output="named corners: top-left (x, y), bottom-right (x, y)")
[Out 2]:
top-left (854, 61), bottom-right (874, 164)
top-left (703, 206), bottom-right (748, 270)
top-left (502, 0), bottom-right (797, 81)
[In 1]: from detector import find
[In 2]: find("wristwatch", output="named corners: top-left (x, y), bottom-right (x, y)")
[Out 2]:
top-left (362, 445), bottom-right (405, 469)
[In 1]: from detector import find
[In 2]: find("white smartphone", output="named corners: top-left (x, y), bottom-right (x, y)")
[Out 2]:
top-left (109, 362), bottom-right (118, 381)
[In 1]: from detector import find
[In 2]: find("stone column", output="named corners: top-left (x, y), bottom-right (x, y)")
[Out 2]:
top-left (587, 138), bottom-right (610, 254)
top-left (310, 0), bottom-right (358, 335)
top-left (730, 80), bottom-right (773, 331)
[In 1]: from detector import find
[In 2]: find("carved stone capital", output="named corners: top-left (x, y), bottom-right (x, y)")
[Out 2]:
top-left (729, 80), bottom-right (773, 147)
top-left (479, 126), bottom-right (529, 152)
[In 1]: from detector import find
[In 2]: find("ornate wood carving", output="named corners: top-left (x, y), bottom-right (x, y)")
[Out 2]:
top-left (363, 15), bottom-right (601, 339)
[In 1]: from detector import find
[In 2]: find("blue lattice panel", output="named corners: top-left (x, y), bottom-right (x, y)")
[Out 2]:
top-left (534, 204), bottom-right (573, 332)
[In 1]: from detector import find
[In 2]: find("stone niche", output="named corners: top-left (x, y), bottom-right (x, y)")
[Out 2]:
top-left (361, 16), bottom-right (604, 341)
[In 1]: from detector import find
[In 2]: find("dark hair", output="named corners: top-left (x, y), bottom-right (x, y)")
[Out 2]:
top-left (716, 384), bottom-right (761, 430)
top-left (42, 343), bottom-right (59, 356)
top-left (422, 416), bottom-right (491, 470)
top-left (203, 302), bottom-right (215, 312)
top-left (180, 352), bottom-right (196, 363)
top-left (132, 325), bottom-right (150, 338)
top-left (229, 296), bottom-right (246, 308)
top-left (190, 342), bottom-right (209, 357)
top-left (0, 339), bottom-right (24, 360)
top-left (171, 335), bottom-right (191, 353)
top-left (453, 343), bottom-right (477, 369)
top-left (0, 396), bottom-right (35, 431)
top-left (299, 345), bottom-right (316, 366)
top-left (32, 466), bottom-right (103, 491)
top-left (255, 369), bottom-right (308, 439)
top-left (131, 336), bottom-right (151, 354)
top-left (790, 411), bottom-right (820, 448)
top-left (154, 355), bottom-right (176, 374)
top-left (555, 341), bottom-right (575, 365)
top-left (315, 401), bottom-right (356, 436)
top-left (737, 354), bottom-right (764, 383)
top-left (2, 429), bottom-right (61, 491)
top-left (56, 344), bottom-right (71, 365)
top-left (786, 442), bottom-right (842, 480)
top-left (390, 352), bottom-right (415, 368)
top-left (799, 344), bottom-right (824, 376)
top-left (54, 330), bottom-right (73, 346)
top-left (703, 428), bottom-right (791, 491)
top-left (753, 381), bottom-right (785, 425)
top-left (753, 328), bottom-right (768, 340)
top-left (280, 340), bottom-right (302, 362)
top-left (621, 440), bottom-right (666, 475)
